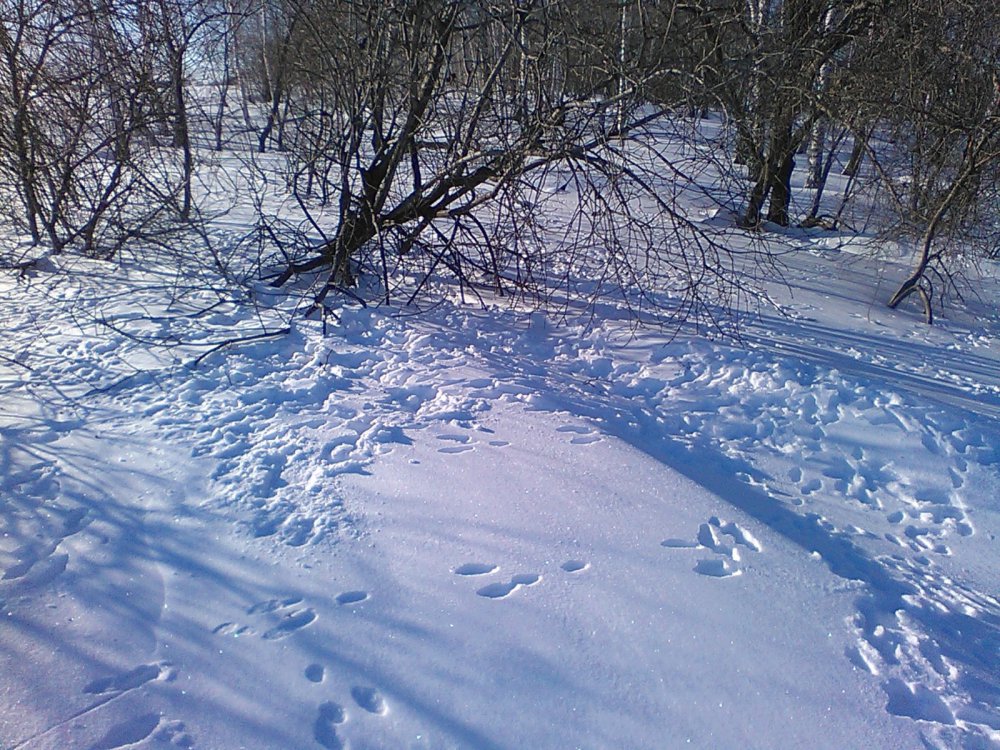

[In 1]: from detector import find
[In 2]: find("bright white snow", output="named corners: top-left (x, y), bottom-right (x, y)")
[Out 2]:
top-left (2, 164), bottom-right (999, 750)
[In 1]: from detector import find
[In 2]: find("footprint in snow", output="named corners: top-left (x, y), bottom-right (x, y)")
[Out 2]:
top-left (2, 552), bottom-right (68, 586)
top-left (214, 596), bottom-right (316, 641)
top-left (436, 434), bottom-right (475, 454)
top-left (556, 424), bottom-right (601, 445)
top-left (351, 686), bottom-right (388, 715)
top-left (153, 719), bottom-right (195, 749)
top-left (83, 662), bottom-right (172, 695)
top-left (665, 517), bottom-right (762, 579)
top-left (262, 608), bottom-right (317, 640)
top-left (247, 596), bottom-right (304, 615)
top-left (212, 622), bottom-right (256, 637)
top-left (89, 713), bottom-right (163, 750)
top-left (560, 560), bottom-right (590, 573)
top-left (800, 478), bottom-right (822, 495)
top-left (885, 532), bottom-right (905, 547)
top-left (883, 678), bottom-right (956, 725)
top-left (61, 507), bottom-right (91, 535)
top-left (313, 701), bottom-right (347, 749)
top-left (335, 590), bottom-right (369, 605)
top-left (453, 562), bottom-right (498, 576)
top-left (438, 445), bottom-right (475, 454)
top-left (477, 573), bottom-right (541, 599)
top-left (694, 558), bottom-right (742, 578)
top-left (700, 518), bottom-right (763, 554)
top-left (305, 664), bottom-right (325, 683)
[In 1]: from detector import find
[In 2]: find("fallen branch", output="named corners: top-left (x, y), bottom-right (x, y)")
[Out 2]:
top-left (189, 328), bottom-right (292, 367)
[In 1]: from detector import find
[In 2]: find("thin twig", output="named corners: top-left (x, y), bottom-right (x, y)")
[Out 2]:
top-left (189, 328), bottom-right (292, 367)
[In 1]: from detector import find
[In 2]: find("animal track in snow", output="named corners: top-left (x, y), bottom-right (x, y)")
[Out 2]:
top-left (61, 507), bottom-right (91, 535)
top-left (560, 560), bottom-right (590, 573)
top-left (697, 523), bottom-right (735, 557)
top-left (800, 478), bottom-right (822, 495)
top-left (2, 551), bottom-right (68, 586)
top-left (884, 678), bottom-right (956, 724)
top-left (694, 558), bottom-right (741, 578)
top-left (696, 518), bottom-right (762, 556)
top-left (262, 608), bottom-right (317, 640)
top-left (714, 518), bottom-right (762, 552)
top-left (89, 713), bottom-right (163, 750)
top-left (436, 434), bottom-right (475, 454)
top-left (215, 596), bottom-right (315, 641)
top-left (83, 662), bottom-right (172, 695)
top-left (0, 500), bottom-right (93, 590)
top-left (846, 641), bottom-right (882, 675)
top-left (247, 596), bottom-right (304, 615)
top-left (152, 719), bottom-right (194, 750)
top-left (663, 517), bottom-right (762, 579)
top-left (884, 502), bottom-right (972, 554)
top-left (351, 686), bottom-right (388, 715)
top-left (313, 701), bottom-right (347, 749)
top-left (305, 664), bottom-right (325, 683)
top-left (212, 622), bottom-right (256, 637)
top-left (556, 424), bottom-right (601, 445)
top-left (476, 573), bottom-right (541, 599)
top-left (844, 551), bottom-right (1000, 744)
top-left (152, 719), bottom-right (195, 748)
top-left (556, 425), bottom-right (593, 434)
top-left (453, 562), bottom-right (498, 576)
top-left (335, 590), bottom-right (369, 605)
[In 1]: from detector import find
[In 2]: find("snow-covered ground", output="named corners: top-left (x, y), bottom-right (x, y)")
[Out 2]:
top-left (2, 159), bottom-right (999, 748)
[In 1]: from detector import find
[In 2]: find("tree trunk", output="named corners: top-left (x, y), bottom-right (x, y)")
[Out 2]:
top-left (805, 120), bottom-right (825, 188)
top-left (766, 149), bottom-right (795, 226)
top-left (887, 208), bottom-right (944, 323)
top-left (843, 131), bottom-right (866, 176)
top-left (764, 117), bottom-right (796, 225)
top-left (171, 54), bottom-right (192, 220)
top-left (214, 34), bottom-right (230, 151)
top-left (741, 163), bottom-right (771, 227)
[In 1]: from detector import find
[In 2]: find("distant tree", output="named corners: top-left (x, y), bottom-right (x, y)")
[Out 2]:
top-left (257, 0), bottom-right (773, 331)
top-left (726, 0), bottom-right (880, 228)
top-left (139, 0), bottom-right (228, 219)
top-left (851, 0), bottom-right (1000, 322)
top-left (0, 0), bottom-right (187, 256)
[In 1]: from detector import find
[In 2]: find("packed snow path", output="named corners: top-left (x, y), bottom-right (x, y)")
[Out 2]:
top-left (1, 252), bottom-right (998, 749)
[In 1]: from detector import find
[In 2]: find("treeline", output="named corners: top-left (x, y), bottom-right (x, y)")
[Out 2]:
top-left (1, 0), bottom-right (997, 323)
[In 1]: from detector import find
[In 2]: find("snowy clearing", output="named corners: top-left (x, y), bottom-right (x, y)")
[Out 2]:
top-left (1, 108), bottom-right (999, 750)
top-left (2, 237), bottom-right (998, 750)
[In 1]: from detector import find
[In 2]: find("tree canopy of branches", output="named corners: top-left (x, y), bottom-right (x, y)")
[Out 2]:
top-left (0, 0), bottom-right (202, 257)
top-left (253, 0), bottom-right (772, 326)
top-left (1, 0), bottom-right (998, 326)
top-left (858, 0), bottom-right (1000, 321)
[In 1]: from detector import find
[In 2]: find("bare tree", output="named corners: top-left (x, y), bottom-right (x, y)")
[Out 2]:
top-left (731, 0), bottom-right (882, 228)
top-left (0, 0), bottom-right (194, 258)
top-left (140, 0), bottom-right (228, 219)
top-left (850, 0), bottom-right (1000, 322)
top-left (244, 0), bottom-right (774, 332)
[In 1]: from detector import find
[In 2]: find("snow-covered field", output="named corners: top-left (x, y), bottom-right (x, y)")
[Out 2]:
top-left (2, 146), bottom-right (999, 748)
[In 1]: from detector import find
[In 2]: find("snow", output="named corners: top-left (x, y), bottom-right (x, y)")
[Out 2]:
top-left (2, 166), bottom-right (1000, 749)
